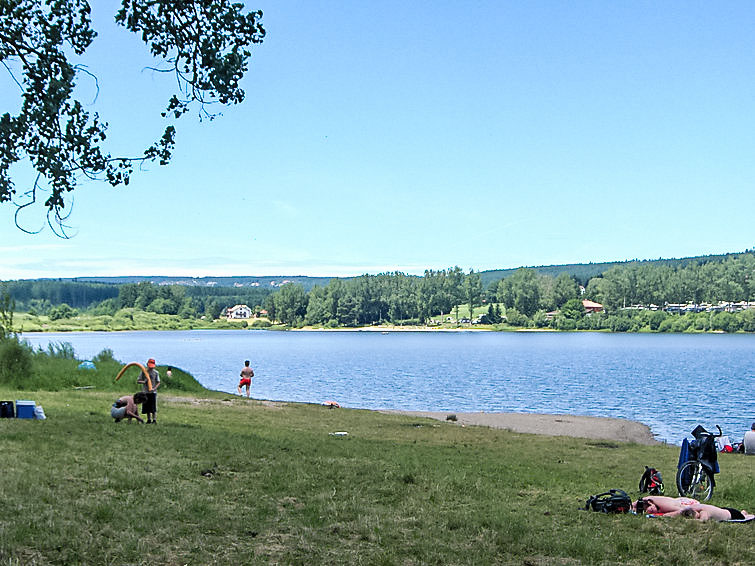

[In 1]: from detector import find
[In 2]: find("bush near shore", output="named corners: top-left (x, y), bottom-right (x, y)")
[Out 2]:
top-left (0, 337), bottom-right (204, 393)
top-left (0, 354), bottom-right (753, 564)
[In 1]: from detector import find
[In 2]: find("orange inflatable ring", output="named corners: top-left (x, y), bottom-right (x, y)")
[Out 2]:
top-left (114, 362), bottom-right (153, 392)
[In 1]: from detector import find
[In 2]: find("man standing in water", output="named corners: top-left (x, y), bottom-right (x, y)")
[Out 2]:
top-left (238, 360), bottom-right (254, 397)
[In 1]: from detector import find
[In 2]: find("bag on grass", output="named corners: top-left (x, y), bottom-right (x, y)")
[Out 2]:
top-left (638, 466), bottom-right (664, 495)
top-left (0, 401), bottom-right (14, 418)
top-left (584, 489), bottom-right (632, 514)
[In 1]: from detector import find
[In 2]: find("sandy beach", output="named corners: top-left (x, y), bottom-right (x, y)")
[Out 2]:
top-left (381, 410), bottom-right (658, 445)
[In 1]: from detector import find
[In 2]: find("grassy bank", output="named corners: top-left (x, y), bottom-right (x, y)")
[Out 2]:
top-left (13, 309), bottom-right (276, 333)
top-left (1, 388), bottom-right (753, 565)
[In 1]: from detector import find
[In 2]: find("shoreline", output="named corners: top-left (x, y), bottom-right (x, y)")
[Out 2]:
top-left (379, 409), bottom-right (658, 445)
top-left (17, 320), bottom-right (733, 334)
top-left (295, 326), bottom-right (489, 332)
top-left (167, 394), bottom-right (659, 445)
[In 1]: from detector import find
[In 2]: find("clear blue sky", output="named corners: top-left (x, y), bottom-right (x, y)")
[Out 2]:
top-left (2, 1), bottom-right (755, 280)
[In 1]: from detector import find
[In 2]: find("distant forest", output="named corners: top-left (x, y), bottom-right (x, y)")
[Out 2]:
top-left (476, 251), bottom-right (755, 288)
top-left (3, 280), bottom-right (273, 320)
top-left (4, 250), bottom-right (755, 332)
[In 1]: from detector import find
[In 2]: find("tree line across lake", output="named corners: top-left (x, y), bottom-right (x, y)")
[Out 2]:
top-left (4, 251), bottom-right (755, 332)
top-left (2, 281), bottom-right (271, 322)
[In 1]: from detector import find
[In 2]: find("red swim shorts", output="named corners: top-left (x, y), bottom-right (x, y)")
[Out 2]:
top-left (239, 378), bottom-right (252, 387)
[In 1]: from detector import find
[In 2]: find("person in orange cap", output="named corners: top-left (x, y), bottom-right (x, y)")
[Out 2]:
top-left (137, 358), bottom-right (161, 424)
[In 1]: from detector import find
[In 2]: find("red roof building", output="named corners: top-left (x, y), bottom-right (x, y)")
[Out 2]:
top-left (582, 300), bottom-right (604, 313)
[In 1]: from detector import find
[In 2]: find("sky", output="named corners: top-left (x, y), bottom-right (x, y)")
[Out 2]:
top-left (2, 1), bottom-right (755, 280)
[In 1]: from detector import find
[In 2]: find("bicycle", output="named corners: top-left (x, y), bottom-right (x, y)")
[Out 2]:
top-left (676, 424), bottom-right (721, 501)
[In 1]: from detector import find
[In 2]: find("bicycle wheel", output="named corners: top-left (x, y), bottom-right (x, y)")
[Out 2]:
top-left (676, 461), bottom-right (714, 501)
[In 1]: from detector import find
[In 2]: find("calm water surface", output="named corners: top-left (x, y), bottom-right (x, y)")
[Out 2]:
top-left (22, 330), bottom-right (755, 444)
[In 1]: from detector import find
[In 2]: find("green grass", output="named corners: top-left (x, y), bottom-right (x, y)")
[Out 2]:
top-left (427, 303), bottom-right (492, 322)
top-left (13, 309), bottom-right (279, 333)
top-left (1, 341), bottom-right (204, 394)
top-left (1, 386), bottom-right (753, 565)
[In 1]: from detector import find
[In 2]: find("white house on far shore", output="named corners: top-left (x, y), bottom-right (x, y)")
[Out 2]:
top-left (227, 304), bottom-right (252, 319)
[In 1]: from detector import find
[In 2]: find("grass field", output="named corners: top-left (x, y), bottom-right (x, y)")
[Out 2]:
top-left (1, 385), bottom-right (753, 565)
top-left (12, 309), bottom-right (274, 333)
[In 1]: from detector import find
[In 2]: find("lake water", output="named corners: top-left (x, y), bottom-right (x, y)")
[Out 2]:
top-left (20, 330), bottom-right (755, 444)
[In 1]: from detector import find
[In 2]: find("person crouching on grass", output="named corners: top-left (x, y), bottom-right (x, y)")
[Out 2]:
top-left (111, 392), bottom-right (148, 423)
top-left (137, 358), bottom-right (161, 424)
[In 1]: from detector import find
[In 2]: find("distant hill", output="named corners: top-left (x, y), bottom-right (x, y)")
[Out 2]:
top-left (58, 275), bottom-right (342, 292)
top-left (478, 251), bottom-right (753, 289)
top-left (478, 261), bottom-right (634, 289)
top-left (22, 250), bottom-right (754, 292)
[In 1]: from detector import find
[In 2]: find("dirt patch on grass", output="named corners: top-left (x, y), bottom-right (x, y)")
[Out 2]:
top-left (380, 410), bottom-right (658, 445)
top-left (162, 396), bottom-right (287, 409)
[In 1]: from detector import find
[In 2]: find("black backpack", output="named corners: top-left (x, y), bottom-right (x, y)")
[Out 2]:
top-left (0, 401), bottom-right (14, 418)
top-left (585, 489), bottom-right (632, 514)
top-left (638, 466), bottom-right (664, 495)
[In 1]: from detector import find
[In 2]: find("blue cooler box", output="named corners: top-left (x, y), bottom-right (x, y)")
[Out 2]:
top-left (15, 400), bottom-right (36, 419)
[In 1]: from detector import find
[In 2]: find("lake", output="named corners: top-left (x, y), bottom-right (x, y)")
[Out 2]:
top-left (20, 330), bottom-right (755, 444)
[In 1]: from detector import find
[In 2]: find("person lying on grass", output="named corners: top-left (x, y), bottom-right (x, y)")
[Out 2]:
top-left (679, 505), bottom-right (754, 522)
top-left (632, 495), bottom-right (699, 515)
top-left (111, 392), bottom-right (148, 423)
top-left (634, 496), bottom-right (754, 522)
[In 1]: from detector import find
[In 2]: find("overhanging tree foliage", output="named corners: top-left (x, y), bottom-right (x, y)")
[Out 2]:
top-left (0, 0), bottom-right (264, 234)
